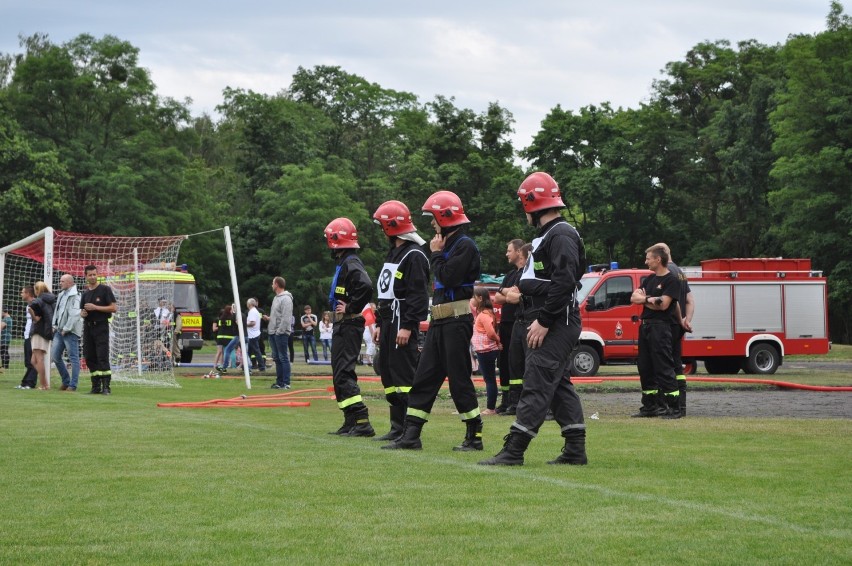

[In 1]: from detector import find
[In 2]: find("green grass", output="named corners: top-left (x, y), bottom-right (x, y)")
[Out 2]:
top-left (1, 370), bottom-right (850, 565)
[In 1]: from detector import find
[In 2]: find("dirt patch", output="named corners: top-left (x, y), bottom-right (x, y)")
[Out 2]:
top-left (581, 390), bottom-right (852, 419)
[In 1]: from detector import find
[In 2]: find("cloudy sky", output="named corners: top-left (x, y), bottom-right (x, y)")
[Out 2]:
top-left (1, 1), bottom-right (832, 150)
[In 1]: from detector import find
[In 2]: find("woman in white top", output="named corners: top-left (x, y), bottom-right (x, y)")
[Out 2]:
top-left (319, 311), bottom-right (333, 361)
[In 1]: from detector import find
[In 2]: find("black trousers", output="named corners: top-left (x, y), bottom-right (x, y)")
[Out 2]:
top-left (21, 337), bottom-right (38, 387)
top-left (83, 322), bottom-right (111, 377)
top-left (407, 316), bottom-right (478, 420)
top-left (671, 323), bottom-right (685, 375)
top-left (497, 322), bottom-right (513, 391)
top-left (331, 321), bottom-right (365, 411)
top-left (637, 322), bottom-right (678, 394)
top-left (513, 313), bottom-right (585, 437)
top-left (377, 319), bottom-right (419, 405)
top-left (1, 341), bottom-right (9, 369)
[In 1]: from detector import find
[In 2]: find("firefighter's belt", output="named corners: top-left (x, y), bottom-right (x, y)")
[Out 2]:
top-left (430, 300), bottom-right (471, 320)
top-left (521, 295), bottom-right (547, 309)
top-left (333, 312), bottom-right (362, 323)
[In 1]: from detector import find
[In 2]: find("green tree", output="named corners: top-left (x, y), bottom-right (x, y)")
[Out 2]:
top-left (769, 1), bottom-right (852, 341)
top-left (0, 111), bottom-right (70, 243)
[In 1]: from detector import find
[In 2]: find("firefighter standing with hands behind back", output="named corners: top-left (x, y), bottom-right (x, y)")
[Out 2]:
top-left (324, 218), bottom-right (376, 437)
top-left (371, 201), bottom-right (430, 442)
top-left (383, 190), bottom-right (483, 452)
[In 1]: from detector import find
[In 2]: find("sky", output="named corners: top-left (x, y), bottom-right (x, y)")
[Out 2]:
top-left (1, 1), bottom-right (832, 151)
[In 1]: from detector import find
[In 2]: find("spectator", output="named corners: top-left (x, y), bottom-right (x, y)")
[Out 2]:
top-left (245, 298), bottom-right (266, 372)
top-left (1, 310), bottom-right (11, 371)
top-left (472, 287), bottom-right (501, 415)
top-left (300, 305), bottom-right (319, 362)
top-left (361, 303), bottom-right (376, 365)
top-left (288, 315), bottom-right (296, 361)
top-left (267, 276), bottom-right (294, 389)
top-left (14, 286), bottom-right (38, 389)
top-left (51, 274), bottom-right (83, 391)
top-left (29, 281), bottom-right (56, 390)
top-left (319, 311), bottom-right (333, 361)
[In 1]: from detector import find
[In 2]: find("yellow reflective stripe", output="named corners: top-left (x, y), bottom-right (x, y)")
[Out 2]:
top-left (642, 389), bottom-right (658, 395)
top-left (508, 379), bottom-right (523, 386)
top-left (676, 375), bottom-right (686, 381)
top-left (218, 334), bottom-right (235, 339)
top-left (407, 408), bottom-right (430, 421)
top-left (501, 386), bottom-right (510, 391)
top-left (91, 370), bottom-right (112, 377)
top-left (396, 386), bottom-right (412, 393)
top-left (460, 407), bottom-right (481, 420)
top-left (338, 395), bottom-right (363, 409)
top-left (383, 386), bottom-right (396, 395)
top-left (134, 271), bottom-right (196, 283)
top-left (665, 391), bottom-right (680, 397)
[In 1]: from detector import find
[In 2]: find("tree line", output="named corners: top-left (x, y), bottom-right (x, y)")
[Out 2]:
top-left (1, 3), bottom-right (849, 342)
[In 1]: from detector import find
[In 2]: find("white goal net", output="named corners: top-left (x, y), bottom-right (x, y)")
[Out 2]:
top-left (0, 228), bottom-right (187, 387)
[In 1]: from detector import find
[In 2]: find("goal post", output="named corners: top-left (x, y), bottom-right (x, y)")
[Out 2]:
top-left (1, 228), bottom-right (211, 388)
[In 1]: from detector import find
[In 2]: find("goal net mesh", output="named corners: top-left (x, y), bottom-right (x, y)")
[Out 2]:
top-left (1, 229), bottom-right (187, 387)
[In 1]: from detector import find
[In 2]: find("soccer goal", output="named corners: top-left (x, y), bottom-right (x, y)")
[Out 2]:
top-left (1, 228), bottom-right (212, 387)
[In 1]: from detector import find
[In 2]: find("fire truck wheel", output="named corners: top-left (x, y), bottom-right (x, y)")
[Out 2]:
top-left (571, 345), bottom-right (600, 377)
top-left (703, 357), bottom-right (742, 375)
top-left (372, 348), bottom-right (381, 376)
top-left (180, 349), bottom-right (194, 364)
top-left (682, 359), bottom-right (698, 375)
top-left (745, 343), bottom-right (780, 375)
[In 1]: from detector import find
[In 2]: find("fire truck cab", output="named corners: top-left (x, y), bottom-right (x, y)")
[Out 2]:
top-left (572, 258), bottom-right (830, 377)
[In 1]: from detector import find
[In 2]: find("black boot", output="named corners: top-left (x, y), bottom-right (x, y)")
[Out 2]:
top-left (500, 389), bottom-right (521, 416)
top-left (631, 393), bottom-right (667, 417)
top-left (678, 379), bottom-right (687, 417)
top-left (494, 391), bottom-right (509, 415)
top-left (87, 376), bottom-right (102, 395)
top-left (346, 407), bottom-right (376, 437)
top-left (478, 430), bottom-right (533, 466)
top-left (548, 429), bottom-right (588, 465)
top-left (373, 404), bottom-right (405, 441)
top-left (101, 376), bottom-right (112, 396)
top-left (452, 417), bottom-right (483, 451)
top-left (662, 393), bottom-right (682, 419)
top-left (381, 417), bottom-right (425, 450)
top-left (329, 411), bottom-right (356, 435)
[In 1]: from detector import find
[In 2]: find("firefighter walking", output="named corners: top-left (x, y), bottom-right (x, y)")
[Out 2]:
top-left (480, 172), bottom-right (588, 466)
top-left (324, 218), bottom-right (376, 437)
top-left (383, 190), bottom-right (483, 451)
top-left (371, 201), bottom-right (430, 441)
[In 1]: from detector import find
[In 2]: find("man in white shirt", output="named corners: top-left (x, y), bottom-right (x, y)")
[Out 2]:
top-left (245, 298), bottom-right (266, 371)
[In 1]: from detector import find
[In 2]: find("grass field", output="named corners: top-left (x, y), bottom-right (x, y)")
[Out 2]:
top-left (0, 349), bottom-right (850, 564)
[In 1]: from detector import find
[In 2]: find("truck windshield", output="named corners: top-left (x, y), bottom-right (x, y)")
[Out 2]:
top-left (577, 275), bottom-right (600, 303)
top-left (173, 282), bottom-right (200, 312)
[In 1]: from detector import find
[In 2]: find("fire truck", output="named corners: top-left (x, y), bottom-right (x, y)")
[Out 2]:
top-left (571, 258), bottom-right (830, 377)
top-left (134, 267), bottom-right (204, 363)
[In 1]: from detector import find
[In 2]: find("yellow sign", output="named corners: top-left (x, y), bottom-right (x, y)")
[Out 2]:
top-left (181, 315), bottom-right (202, 328)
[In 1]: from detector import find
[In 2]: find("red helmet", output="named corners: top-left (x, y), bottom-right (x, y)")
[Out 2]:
top-left (324, 217), bottom-right (360, 249)
top-left (373, 200), bottom-right (418, 237)
top-left (517, 172), bottom-right (566, 213)
top-left (421, 190), bottom-right (470, 228)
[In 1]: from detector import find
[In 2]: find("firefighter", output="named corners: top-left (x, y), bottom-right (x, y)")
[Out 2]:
top-left (479, 172), bottom-right (588, 466)
top-left (324, 218), bottom-right (376, 437)
top-left (629, 244), bottom-right (682, 419)
top-left (79, 264), bottom-right (118, 395)
top-left (493, 239), bottom-right (529, 415)
top-left (371, 200), bottom-right (430, 441)
top-left (383, 190), bottom-right (483, 451)
top-left (654, 242), bottom-right (695, 417)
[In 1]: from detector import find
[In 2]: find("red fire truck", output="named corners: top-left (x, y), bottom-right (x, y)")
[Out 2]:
top-left (571, 258), bottom-right (830, 377)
